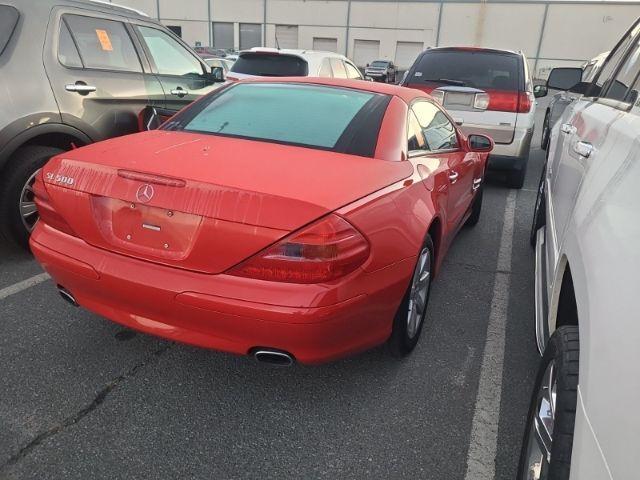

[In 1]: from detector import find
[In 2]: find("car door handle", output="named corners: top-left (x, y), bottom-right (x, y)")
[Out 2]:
top-left (65, 83), bottom-right (96, 94)
top-left (449, 171), bottom-right (459, 183)
top-left (573, 141), bottom-right (594, 158)
top-left (561, 123), bottom-right (576, 135)
top-left (170, 88), bottom-right (188, 97)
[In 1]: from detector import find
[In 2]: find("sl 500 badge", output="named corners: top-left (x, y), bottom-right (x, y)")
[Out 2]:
top-left (46, 172), bottom-right (74, 186)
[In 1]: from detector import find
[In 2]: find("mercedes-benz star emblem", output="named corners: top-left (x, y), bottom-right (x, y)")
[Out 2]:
top-left (136, 184), bottom-right (155, 203)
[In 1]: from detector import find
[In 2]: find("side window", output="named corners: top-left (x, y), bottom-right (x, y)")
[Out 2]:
top-left (592, 25), bottom-right (640, 97)
top-left (136, 26), bottom-right (204, 76)
top-left (58, 20), bottom-right (82, 68)
top-left (345, 61), bottom-right (363, 79)
top-left (64, 15), bottom-right (142, 72)
top-left (319, 58), bottom-right (332, 77)
top-left (407, 111), bottom-right (426, 152)
top-left (602, 38), bottom-right (640, 103)
top-left (330, 58), bottom-right (347, 78)
top-left (412, 101), bottom-right (459, 151)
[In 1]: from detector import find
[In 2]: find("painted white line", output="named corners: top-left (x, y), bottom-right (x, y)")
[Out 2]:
top-left (0, 273), bottom-right (50, 301)
top-left (464, 189), bottom-right (517, 480)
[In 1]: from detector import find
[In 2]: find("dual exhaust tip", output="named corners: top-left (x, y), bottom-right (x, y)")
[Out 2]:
top-left (57, 285), bottom-right (294, 367)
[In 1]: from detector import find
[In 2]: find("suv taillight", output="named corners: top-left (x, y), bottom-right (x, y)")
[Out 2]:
top-left (228, 214), bottom-right (370, 284)
top-left (486, 90), bottom-right (532, 113)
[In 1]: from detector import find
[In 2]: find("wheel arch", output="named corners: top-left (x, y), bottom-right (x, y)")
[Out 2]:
top-left (548, 255), bottom-right (579, 335)
top-left (427, 216), bottom-right (443, 274)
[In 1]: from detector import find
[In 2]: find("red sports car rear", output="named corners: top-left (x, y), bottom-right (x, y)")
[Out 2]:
top-left (30, 78), bottom-right (490, 364)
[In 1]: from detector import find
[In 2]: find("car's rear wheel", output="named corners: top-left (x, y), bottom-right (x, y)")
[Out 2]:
top-left (518, 326), bottom-right (579, 480)
top-left (0, 146), bottom-right (63, 248)
top-left (530, 167), bottom-right (546, 247)
top-left (465, 184), bottom-right (483, 227)
top-left (388, 235), bottom-right (433, 356)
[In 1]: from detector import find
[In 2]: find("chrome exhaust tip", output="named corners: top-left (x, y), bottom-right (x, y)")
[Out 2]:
top-left (253, 349), bottom-right (294, 367)
top-left (57, 285), bottom-right (78, 307)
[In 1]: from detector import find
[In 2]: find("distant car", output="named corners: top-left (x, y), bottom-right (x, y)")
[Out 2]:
top-left (204, 57), bottom-right (235, 78)
top-left (365, 60), bottom-right (397, 83)
top-left (0, 0), bottom-right (224, 248)
top-left (194, 46), bottom-right (228, 57)
top-left (402, 46), bottom-right (539, 188)
top-left (30, 77), bottom-right (492, 365)
top-left (539, 51), bottom-right (609, 150)
top-left (521, 19), bottom-right (640, 480)
top-left (226, 48), bottom-right (364, 81)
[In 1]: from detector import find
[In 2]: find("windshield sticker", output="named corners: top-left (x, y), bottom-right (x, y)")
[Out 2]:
top-left (415, 72), bottom-right (423, 77)
top-left (95, 29), bottom-right (113, 51)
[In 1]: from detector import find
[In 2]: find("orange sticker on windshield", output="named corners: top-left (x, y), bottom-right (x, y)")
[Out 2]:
top-left (95, 29), bottom-right (113, 51)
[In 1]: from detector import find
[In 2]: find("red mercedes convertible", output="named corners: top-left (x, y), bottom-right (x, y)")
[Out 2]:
top-left (30, 78), bottom-right (492, 365)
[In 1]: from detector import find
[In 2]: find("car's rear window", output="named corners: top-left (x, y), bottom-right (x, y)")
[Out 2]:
top-left (371, 61), bottom-right (388, 68)
top-left (167, 83), bottom-right (389, 156)
top-left (230, 53), bottom-right (309, 76)
top-left (409, 50), bottom-right (521, 91)
top-left (0, 5), bottom-right (20, 56)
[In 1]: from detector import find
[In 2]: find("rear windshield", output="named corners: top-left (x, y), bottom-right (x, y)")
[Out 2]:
top-left (0, 5), bottom-right (20, 56)
top-left (230, 53), bottom-right (309, 76)
top-left (409, 50), bottom-right (521, 91)
top-left (166, 83), bottom-right (389, 155)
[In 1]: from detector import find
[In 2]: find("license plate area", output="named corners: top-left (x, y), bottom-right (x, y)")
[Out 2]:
top-left (92, 197), bottom-right (202, 259)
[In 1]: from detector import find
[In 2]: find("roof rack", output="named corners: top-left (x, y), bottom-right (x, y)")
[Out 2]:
top-left (86, 0), bottom-right (149, 17)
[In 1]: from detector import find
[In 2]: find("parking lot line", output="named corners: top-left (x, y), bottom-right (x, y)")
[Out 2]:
top-left (464, 190), bottom-right (517, 480)
top-left (0, 272), bottom-right (50, 300)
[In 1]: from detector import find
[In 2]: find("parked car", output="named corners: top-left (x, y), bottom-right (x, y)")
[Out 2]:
top-left (365, 60), bottom-right (397, 83)
top-left (539, 51), bottom-right (609, 150)
top-left (30, 77), bottom-right (492, 365)
top-left (0, 0), bottom-right (224, 249)
top-left (521, 18), bottom-right (640, 480)
top-left (194, 46), bottom-right (228, 57)
top-left (226, 48), bottom-right (364, 81)
top-left (203, 57), bottom-right (235, 78)
top-left (402, 47), bottom-right (539, 188)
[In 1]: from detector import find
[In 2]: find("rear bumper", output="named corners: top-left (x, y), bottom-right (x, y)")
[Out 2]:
top-left (30, 223), bottom-right (413, 364)
top-left (489, 125), bottom-right (533, 162)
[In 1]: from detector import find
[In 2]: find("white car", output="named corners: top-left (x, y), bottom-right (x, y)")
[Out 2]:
top-left (521, 18), bottom-right (640, 480)
top-left (226, 48), bottom-right (364, 81)
top-left (402, 47), bottom-right (540, 188)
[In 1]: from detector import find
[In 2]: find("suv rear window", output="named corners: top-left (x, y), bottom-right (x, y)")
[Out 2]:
top-left (230, 53), bottom-right (308, 76)
top-left (0, 5), bottom-right (19, 56)
top-left (167, 83), bottom-right (389, 156)
top-left (409, 50), bottom-right (521, 91)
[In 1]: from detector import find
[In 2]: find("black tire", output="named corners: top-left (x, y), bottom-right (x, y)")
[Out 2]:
top-left (508, 164), bottom-right (527, 189)
top-left (388, 235), bottom-right (434, 356)
top-left (0, 146), bottom-right (63, 248)
top-left (530, 166), bottom-right (546, 247)
top-left (465, 184), bottom-right (483, 227)
top-left (517, 326), bottom-right (579, 480)
top-left (541, 111), bottom-right (551, 151)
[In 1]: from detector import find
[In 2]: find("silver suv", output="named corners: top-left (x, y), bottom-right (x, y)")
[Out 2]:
top-left (402, 47), bottom-right (540, 188)
top-left (0, 0), bottom-right (223, 247)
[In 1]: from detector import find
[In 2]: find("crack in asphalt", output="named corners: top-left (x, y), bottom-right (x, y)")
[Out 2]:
top-left (0, 343), bottom-right (172, 473)
top-left (446, 261), bottom-right (515, 276)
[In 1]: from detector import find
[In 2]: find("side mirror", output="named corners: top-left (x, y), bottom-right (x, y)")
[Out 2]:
top-left (468, 134), bottom-right (493, 153)
top-left (366, 63), bottom-right (370, 67)
top-left (547, 67), bottom-right (583, 91)
top-left (533, 84), bottom-right (548, 98)
top-left (210, 66), bottom-right (225, 82)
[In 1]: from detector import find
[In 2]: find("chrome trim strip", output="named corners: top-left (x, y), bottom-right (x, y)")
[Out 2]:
top-left (534, 226), bottom-right (548, 355)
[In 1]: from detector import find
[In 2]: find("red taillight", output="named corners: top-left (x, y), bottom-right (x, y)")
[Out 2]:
top-left (228, 214), bottom-right (370, 284)
top-left (486, 90), bottom-right (532, 113)
top-left (34, 171), bottom-right (77, 237)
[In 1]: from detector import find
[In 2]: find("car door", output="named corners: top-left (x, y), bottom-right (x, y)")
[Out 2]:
top-left (547, 24), bottom-right (640, 271)
top-left (132, 23), bottom-right (219, 112)
top-left (44, 9), bottom-right (164, 141)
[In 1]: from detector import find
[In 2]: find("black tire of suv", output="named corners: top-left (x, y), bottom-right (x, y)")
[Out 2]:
top-left (541, 111), bottom-right (551, 151)
top-left (517, 326), bottom-right (579, 480)
top-left (530, 167), bottom-right (546, 247)
top-left (0, 146), bottom-right (63, 249)
top-left (508, 165), bottom-right (527, 189)
top-left (388, 235), bottom-right (434, 357)
top-left (465, 185), bottom-right (483, 227)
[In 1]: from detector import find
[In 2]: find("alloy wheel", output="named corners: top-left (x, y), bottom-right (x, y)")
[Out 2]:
top-left (19, 169), bottom-right (40, 232)
top-left (522, 360), bottom-right (557, 480)
top-left (407, 247), bottom-right (431, 338)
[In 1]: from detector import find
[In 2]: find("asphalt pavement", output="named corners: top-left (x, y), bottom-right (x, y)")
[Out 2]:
top-left (0, 101), bottom-right (549, 480)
